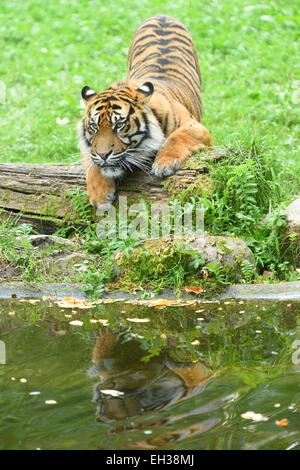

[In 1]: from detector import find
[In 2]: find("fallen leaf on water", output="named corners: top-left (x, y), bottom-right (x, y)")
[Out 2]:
top-left (100, 389), bottom-right (124, 397)
top-left (98, 298), bottom-right (120, 304)
top-left (275, 418), bottom-right (288, 428)
top-left (184, 286), bottom-right (206, 294)
top-left (19, 299), bottom-right (40, 304)
top-left (55, 296), bottom-right (95, 309)
top-left (147, 299), bottom-right (173, 307)
top-left (241, 411), bottom-right (269, 422)
top-left (126, 318), bottom-right (150, 323)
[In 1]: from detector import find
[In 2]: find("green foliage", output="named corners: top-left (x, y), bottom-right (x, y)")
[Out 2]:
top-left (117, 240), bottom-right (209, 292)
top-left (81, 235), bottom-right (143, 299)
top-left (200, 138), bottom-right (278, 233)
top-left (0, 215), bottom-right (38, 280)
top-left (186, 139), bottom-right (298, 279)
top-left (80, 263), bottom-right (112, 299)
top-left (68, 188), bottom-right (94, 223)
top-left (240, 260), bottom-right (256, 283)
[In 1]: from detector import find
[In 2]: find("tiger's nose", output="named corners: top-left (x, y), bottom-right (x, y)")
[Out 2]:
top-left (97, 151), bottom-right (111, 160)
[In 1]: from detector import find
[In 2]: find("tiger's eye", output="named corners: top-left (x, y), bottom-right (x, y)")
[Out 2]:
top-left (89, 123), bottom-right (98, 133)
top-left (115, 121), bottom-right (125, 131)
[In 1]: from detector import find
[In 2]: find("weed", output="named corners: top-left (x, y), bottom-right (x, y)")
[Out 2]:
top-left (0, 214), bottom-right (38, 280)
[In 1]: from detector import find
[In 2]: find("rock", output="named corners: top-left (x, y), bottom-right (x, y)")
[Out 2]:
top-left (45, 252), bottom-right (86, 276)
top-left (0, 282), bottom-right (87, 300)
top-left (219, 281), bottom-right (300, 300)
top-left (185, 235), bottom-right (255, 275)
top-left (1, 280), bottom-right (300, 301)
top-left (22, 234), bottom-right (77, 248)
top-left (116, 234), bottom-right (256, 284)
top-left (286, 198), bottom-right (300, 253)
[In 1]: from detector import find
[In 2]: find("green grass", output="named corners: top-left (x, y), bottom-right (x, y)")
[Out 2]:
top-left (0, 0), bottom-right (299, 195)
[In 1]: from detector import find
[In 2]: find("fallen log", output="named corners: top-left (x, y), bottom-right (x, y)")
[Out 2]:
top-left (0, 150), bottom-right (223, 234)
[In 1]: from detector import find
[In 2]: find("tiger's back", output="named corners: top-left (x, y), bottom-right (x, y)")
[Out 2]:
top-left (128, 14), bottom-right (202, 122)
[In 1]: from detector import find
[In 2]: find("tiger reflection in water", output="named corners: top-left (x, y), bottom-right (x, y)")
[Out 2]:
top-left (88, 328), bottom-right (218, 448)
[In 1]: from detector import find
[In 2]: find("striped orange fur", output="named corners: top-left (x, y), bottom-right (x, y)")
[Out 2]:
top-left (78, 14), bottom-right (213, 209)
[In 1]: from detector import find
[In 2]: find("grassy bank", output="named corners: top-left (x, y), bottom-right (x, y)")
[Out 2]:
top-left (1, 140), bottom-right (299, 297)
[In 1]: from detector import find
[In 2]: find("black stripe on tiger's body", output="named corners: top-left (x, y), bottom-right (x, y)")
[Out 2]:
top-left (78, 14), bottom-right (213, 210)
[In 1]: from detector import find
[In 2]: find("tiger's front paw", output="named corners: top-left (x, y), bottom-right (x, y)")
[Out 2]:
top-left (86, 166), bottom-right (116, 212)
top-left (152, 158), bottom-right (180, 178)
top-left (96, 196), bottom-right (116, 215)
top-left (88, 189), bottom-right (116, 212)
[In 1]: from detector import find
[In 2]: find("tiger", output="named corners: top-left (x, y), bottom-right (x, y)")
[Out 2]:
top-left (78, 14), bottom-right (213, 210)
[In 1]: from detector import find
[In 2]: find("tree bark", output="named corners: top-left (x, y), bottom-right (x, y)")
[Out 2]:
top-left (0, 151), bottom-right (223, 234)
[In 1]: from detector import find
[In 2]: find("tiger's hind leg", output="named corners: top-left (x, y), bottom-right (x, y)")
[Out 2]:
top-left (152, 121), bottom-right (213, 177)
top-left (81, 151), bottom-right (116, 210)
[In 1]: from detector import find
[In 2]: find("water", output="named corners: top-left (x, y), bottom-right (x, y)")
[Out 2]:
top-left (0, 297), bottom-right (299, 450)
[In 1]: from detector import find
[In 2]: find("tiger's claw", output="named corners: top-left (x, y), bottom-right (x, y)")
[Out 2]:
top-left (152, 159), bottom-right (180, 178)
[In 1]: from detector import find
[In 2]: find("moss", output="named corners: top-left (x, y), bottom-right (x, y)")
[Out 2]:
top-left (182, 153), bottom-right (210, 171)
top-left (163, 174), bottom-right (212, 202)
top-left (1, 190), bottom-right (9, 203)
top-left (110, 236), bottom-right (231, 297)
top-left (40, 195), bottom-right (61, 217)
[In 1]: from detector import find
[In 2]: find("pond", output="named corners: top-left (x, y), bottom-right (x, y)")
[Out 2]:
top-left (0, 296), bottom-right (299, 450)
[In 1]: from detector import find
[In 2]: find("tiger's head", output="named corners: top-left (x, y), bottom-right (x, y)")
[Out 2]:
top-left (78, 81), bottom-right (165, 179)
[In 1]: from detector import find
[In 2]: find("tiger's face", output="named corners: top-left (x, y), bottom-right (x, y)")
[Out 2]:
top-left (78, 81), bottom-right (165, 179)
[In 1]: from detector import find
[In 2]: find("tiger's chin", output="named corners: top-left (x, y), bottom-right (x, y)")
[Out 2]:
top-left (99, 165), bottom-right (125, 179)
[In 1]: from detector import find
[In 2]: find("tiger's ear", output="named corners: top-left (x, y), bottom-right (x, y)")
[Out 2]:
top-left (137, 82), bottom-right (154, 101)
top-left (81, 86), bottom-right (97, 105)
